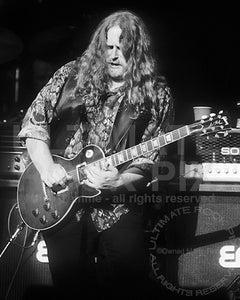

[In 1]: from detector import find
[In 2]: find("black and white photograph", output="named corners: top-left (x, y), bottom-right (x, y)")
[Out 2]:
top-left (0, 1), bottom-right (240, 300)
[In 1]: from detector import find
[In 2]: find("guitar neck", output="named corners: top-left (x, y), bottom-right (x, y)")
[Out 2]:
top-left (97, 125), bottom-right (190, 168)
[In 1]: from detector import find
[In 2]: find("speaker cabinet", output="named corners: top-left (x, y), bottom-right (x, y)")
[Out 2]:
top-left (0, 188), bottom-right (52, 300)
top-left (177, 195), bottom-right (240, 289)
top-left (149, 192), bottom-right (240, 298)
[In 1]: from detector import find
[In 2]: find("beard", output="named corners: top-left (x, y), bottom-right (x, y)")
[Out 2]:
top-left (108, 65), bottom-right (125, 82)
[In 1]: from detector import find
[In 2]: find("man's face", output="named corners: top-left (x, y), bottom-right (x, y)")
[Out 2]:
top-left (106, 26), bottom-right (127, 81)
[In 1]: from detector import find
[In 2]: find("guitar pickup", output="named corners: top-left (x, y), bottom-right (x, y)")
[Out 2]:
top-left (51, 184), bottom-right (69, 194)
top-left (55, 186), bottom-right (69, 195)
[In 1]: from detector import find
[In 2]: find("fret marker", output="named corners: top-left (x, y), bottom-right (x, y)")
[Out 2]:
top-left (141, 143), bottom-right (147, 152)
top-left (165, 134), bottom-right (172, 143)
top-left (117, 153), bottom-right (124, 163)
top-left (152, 138), bottom-right (159, 148)
top-left (132, 147), bottom-right (138, 157)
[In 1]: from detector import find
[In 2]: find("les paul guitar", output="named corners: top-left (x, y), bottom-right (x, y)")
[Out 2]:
top-left (17, 111), bottom-right (229, 231)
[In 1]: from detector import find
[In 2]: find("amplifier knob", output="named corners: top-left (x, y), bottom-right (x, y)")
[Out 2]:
top-left (216, 168), bottom-right (221, 173)
top-left (14, 156), bottom-right (20, 162)
top-left (224, 169), bottom-right (229, 174)
top-left (208, 168), bottom-right (212, 173)
top-left (233, 168), bottom-right (237, 174)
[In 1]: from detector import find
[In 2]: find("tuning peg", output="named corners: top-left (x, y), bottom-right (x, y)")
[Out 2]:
top-left (224, 131), bottom-right (229, 136)
top-left (201, 115), bottom-right (208, 120)
top-left (222, 116), bottom-right (229, 124)
top-left (218, 113), bottom-right (225, 119)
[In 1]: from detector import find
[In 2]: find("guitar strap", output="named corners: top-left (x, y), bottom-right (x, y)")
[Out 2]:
top-left (50, 72), bottom-right (87, 155)
top-left (106, 102), bottom-right (136, 155)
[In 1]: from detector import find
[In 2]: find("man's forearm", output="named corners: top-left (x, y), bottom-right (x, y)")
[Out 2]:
top-left (26, 138), bottom-right (54, 174)
top-left (114, 169), bottom-right (148, 192)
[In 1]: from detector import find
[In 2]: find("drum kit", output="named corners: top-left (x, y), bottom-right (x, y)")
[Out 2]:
top-left (0, 25), bottom-right (80, 121)
top-left (0, 24), bottom-right (80, 64)
top-left (0, 27), bottom-right (23, 65)
top-left (0, 25), bottom-right (81, 185)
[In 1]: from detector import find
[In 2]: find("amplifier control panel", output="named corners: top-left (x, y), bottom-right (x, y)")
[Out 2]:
top-left (202, 163), bottom-right (240, 182)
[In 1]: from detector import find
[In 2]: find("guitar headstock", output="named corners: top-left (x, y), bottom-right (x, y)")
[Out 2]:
top-left (188, 110), bottom-right (230, 138)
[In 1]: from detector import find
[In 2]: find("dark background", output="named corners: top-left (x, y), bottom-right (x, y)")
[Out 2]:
top-left (0, 0), bottom-right (240, 126)
top-left (1, 3), bottom-right (240, 299)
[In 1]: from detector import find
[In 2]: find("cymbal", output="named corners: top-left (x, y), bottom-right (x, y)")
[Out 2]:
top-left (0, 28), bottom-right (23, 64)
top-left (28, 25), bottom-right (80, 58)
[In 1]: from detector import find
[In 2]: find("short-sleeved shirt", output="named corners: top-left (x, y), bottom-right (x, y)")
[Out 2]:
top-left (18, 60), bottom-right (174, 232)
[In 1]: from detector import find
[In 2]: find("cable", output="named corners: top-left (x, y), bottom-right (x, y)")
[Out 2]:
top-left (4, 221), bottom-right (29, 300)
top-left (4, 203), bottom-right (41, 299)
top-left (7, 203), bottom-right (36, 249)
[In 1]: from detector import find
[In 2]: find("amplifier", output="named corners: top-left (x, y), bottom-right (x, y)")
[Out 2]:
top-left (0, 151), bottom-right (26, 175)
top-left (0, 122), bottom-right (29, 185)
top-left (0, 151), bottom-right (24, 188)
top-left (183, 128), bottom-right (240, 182)
top-left (195, 128), bottom-right (240, 163)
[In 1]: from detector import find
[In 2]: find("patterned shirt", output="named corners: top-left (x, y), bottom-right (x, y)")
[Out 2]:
top-left (18, 60), bottom-right (174, 232)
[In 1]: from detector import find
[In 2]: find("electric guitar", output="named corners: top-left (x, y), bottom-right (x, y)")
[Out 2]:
top-left (17, 111), bottom-right (229, 230)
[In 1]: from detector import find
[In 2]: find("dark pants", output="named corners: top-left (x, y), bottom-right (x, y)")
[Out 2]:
top-left (43, 210), bottom-right (155, 300)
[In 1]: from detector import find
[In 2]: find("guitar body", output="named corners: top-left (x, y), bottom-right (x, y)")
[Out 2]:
top-left (17, 145), bottom-right (104, 230)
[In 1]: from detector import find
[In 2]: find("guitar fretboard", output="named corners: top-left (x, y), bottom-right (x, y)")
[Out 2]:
top-left (95, 125), bottom-right (190, 168)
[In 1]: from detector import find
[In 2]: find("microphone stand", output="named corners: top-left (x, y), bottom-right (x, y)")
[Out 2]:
top-left (14, 66), bottom-right (20, 105)
top-left (0, 222), bottom-right (25, 259)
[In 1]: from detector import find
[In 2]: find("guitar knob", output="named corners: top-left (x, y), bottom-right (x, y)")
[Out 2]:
top-left (32, 209), bottom-right (39, 217)
top-left (51, 210), bottom-right (60, 220)
top-left (43, 201), bottom-right (51, 211)
top-left (39, 215), bottom-right (47, 224)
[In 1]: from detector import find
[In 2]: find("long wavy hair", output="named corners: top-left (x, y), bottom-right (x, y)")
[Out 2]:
top-left (73, 10), bottom-right (164, 112)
